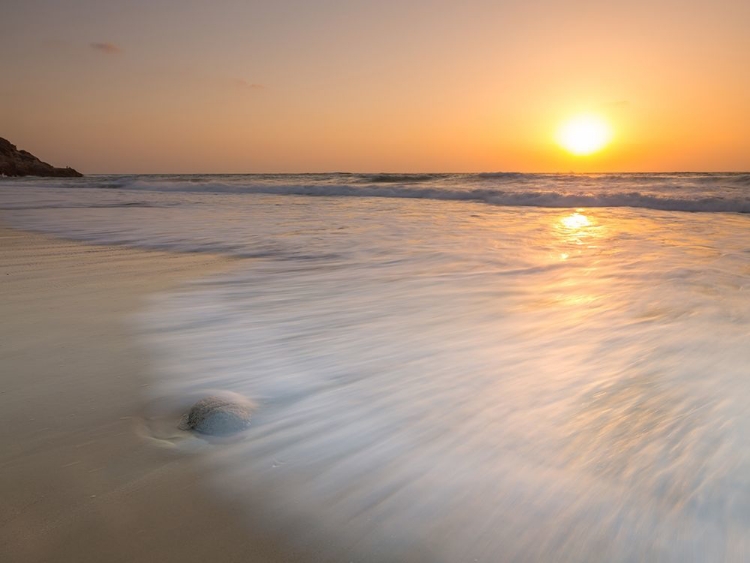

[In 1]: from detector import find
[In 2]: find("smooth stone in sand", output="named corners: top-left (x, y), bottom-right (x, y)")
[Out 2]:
top-left (184, 395), bottom-right (253, 436)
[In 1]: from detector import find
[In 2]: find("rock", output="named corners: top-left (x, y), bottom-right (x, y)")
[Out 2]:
top-left (184, 395), bottom-right (253, 436)
top-left (0, 137), bottom-right (83, 177)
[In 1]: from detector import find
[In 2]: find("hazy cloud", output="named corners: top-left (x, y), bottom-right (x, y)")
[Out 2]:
top-left (233, 79), bottom-right (264, 90)
top-left (90, 42), bottom-right (122, 54)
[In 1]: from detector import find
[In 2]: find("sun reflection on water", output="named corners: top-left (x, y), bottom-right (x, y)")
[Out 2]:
top-left (561, 212), bottom-right (591, 230)
top-left (552, 210), bottom-right (604, 252)
top-left (540, 210), bottom-right (610, 311)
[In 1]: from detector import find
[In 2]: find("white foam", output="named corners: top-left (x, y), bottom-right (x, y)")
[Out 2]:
top-left (5, 177), bottom-right (750, 559)
top-left (134, 204), bottom-right (750, 561)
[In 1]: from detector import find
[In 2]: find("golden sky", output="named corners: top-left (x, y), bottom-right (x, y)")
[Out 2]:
top-left (2, 0), bottom-right (749, 173)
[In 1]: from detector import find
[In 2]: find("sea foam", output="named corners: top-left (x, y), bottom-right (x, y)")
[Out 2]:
top-left (4, 175), bottom-right (750, 560)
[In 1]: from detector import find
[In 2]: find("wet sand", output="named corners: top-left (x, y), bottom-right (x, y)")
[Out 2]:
top-left (0, 225), bottom-right (285, 562)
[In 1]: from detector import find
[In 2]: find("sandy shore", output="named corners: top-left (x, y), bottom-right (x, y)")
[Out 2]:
top-left (0, 226), bottom-right (285, 562)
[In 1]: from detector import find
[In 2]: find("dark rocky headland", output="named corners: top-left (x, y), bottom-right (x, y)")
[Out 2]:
top-left (0, 137), bottom-right (82, 177)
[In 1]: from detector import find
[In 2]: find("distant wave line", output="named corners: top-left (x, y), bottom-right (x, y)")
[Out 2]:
top-left (108, 180), bottom-right (750, 213)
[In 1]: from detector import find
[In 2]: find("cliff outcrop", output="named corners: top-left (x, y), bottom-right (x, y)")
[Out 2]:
top-left (0, 138), bottom-right (82, 177)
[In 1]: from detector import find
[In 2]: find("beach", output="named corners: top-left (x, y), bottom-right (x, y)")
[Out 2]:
top-left (0, 225), bottom-right (285, 563)
top-left (3, 174), bottom-right (750, 561)
top-left (4, 0), bottom-right (748, 557)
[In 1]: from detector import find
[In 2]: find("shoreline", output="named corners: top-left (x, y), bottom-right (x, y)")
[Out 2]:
top-left (0, 224), bottom-right (285, 562)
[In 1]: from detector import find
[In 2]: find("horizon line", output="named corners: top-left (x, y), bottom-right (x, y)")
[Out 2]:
top-left (75, 170), bottom-right (750, 176)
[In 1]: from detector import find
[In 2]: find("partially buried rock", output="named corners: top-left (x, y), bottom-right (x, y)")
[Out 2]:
top-left (184, 395), bottom-right (253, 436)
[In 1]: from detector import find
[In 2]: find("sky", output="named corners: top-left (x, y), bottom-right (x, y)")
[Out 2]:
top-left (1, 0), bottom-right (749, 173)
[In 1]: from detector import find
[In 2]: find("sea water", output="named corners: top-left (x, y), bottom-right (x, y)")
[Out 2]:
top-left (3, 173), bottom-right (750, 561)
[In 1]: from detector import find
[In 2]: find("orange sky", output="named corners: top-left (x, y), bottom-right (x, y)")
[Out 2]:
top-left (2, 0), bottom-right (749, 173)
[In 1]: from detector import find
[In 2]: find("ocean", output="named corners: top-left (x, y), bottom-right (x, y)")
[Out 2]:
top-left (3, 172), bottom-right (750, 561)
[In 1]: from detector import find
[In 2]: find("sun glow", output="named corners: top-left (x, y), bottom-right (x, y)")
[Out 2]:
top-left (557, 115), bottom-right (613, 156)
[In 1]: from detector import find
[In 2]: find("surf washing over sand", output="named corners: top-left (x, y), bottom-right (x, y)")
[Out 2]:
top-left (3, 173), bottom-right (750, 561)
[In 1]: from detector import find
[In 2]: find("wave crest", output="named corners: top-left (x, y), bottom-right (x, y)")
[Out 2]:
top-left (114, 180), bottom-right (750, 213)
top-left (5, 172), bottom-right (750, 214)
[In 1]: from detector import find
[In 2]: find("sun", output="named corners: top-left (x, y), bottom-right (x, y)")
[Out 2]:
top-left (557, 114), bottom-right (613, 156)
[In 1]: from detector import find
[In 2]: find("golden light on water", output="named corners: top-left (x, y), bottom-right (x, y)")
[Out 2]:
top-left (554, 211), bottom-right (603, 254)
top-left (557, 115), bottom-right (613, 156)
top-left (560, 212), bottom-right (592, 229)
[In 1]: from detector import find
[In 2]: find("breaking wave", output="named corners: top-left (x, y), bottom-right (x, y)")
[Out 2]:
top-left (114, 181), bottom-right (750, 214)
top-left (3, 172), bottom-right (750, 213)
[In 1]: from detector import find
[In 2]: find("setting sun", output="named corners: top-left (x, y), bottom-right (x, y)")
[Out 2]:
top-left (557, 115), bottom-right (613, 156)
